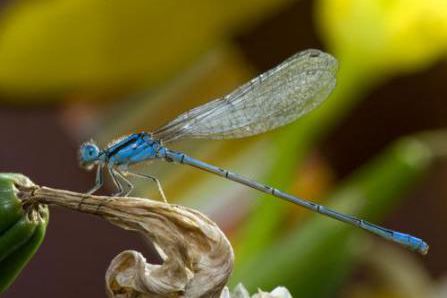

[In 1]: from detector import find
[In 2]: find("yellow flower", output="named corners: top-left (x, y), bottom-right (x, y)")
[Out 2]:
top-left (316, 0), bottom-right (447, 74)
top-left (0, 0), bottom-right (291, 100)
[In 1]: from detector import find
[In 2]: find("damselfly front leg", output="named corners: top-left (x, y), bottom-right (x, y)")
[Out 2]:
top-left (87, 164), bottom-right (104, 195)
top-left (79, 164), bottom-right (104, 210)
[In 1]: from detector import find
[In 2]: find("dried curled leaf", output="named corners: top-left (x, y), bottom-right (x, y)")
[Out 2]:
top-left (18, 185), bottom-right (233, 298)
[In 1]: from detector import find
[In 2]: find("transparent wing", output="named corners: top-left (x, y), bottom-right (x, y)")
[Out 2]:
top-left (153, 49), bottom-right (338, 143)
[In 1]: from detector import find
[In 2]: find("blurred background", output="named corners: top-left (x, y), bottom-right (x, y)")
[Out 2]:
top-left (0, 0), bottom-right (446, 297)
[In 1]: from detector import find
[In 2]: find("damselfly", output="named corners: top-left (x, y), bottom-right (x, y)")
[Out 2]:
top-left (79, 49), bottom-right (428, 255)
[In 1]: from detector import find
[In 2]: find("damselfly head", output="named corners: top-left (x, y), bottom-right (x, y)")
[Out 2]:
top-left (79, 141), bottom-right (101, 170)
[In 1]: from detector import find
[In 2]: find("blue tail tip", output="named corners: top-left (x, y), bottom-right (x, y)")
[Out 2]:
top-left (417, 240), bottom-right (430, 256)
top-left (394, 232), bottom-right (429, 255)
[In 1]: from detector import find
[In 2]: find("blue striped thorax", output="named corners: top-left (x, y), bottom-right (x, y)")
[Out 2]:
top-left (105, 133), bottom-right (166, 166)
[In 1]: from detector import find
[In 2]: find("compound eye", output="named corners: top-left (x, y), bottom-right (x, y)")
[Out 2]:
top-left (80, 143), bottom-right (100, 164)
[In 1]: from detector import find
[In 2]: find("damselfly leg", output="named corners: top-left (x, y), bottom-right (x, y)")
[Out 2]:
top-left (123, 171), bottom-right (167, 202)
